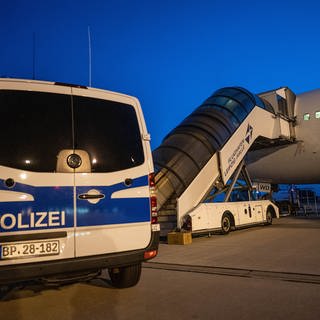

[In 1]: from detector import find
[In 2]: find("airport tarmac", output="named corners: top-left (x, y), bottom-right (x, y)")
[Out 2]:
top-left (1, 216), bottom-right (320, 320)
top-left (150, 215), bottom-right (320, 275)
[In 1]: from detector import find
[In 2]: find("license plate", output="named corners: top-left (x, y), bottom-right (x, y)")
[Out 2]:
top-left (1, 240), bottom-right (60, 259)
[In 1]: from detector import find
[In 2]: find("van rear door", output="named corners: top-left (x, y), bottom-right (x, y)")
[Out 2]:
top-left (71, 88), bottom-right (152, 257)
top-left (0, 85), bottom-right (75, 264)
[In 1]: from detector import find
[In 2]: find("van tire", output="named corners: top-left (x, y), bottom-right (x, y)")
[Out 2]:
top-left (221, 213), bottom-right (232, 234)
top-left (108, 263), bottom-right (142, 288)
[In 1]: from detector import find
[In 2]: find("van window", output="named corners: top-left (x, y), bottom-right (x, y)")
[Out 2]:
top-left (0, 90), bottom-right (144, 172)
top-left (73, 95), bottom-right (144, 172)
top-left (0, 90), bottom-right (72, 172)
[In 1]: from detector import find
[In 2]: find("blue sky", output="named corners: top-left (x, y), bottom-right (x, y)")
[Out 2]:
top-left (1, 0), bottom-right (320, 150)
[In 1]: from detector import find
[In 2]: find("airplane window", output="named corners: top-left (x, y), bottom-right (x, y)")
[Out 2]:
top-left (303, 113), bottom-right (310, 121)
top-left (315, 111), bottom-right (320, 119)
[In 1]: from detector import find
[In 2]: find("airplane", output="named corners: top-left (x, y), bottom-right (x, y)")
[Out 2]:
top-left (246, 87), bottom-right (320, 184)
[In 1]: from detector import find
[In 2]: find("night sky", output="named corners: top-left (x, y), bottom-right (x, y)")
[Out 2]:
top-left (1, 1), bottom-right (320, 196)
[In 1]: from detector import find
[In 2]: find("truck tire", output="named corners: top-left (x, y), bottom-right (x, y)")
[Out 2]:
top-left (265, 210), bottom-right (273, 225)
top-left (0, 286), bottom-right (9, 299)
top-left (221, 213), bottom-right (232, 234)
top-left (108, 263), bottom-right (142, 288)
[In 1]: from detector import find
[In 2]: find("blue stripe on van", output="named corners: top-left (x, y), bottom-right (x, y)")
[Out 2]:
top-left (0, 181), bottom-right (74, 232)
top-left (76, 175), bottom-right (150, 227)
top-left (0, 175), bottom-right (150, 232)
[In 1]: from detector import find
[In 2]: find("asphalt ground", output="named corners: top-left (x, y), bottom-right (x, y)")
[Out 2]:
top-left (151, 215), bottom-right (320, 275)
top-left (1, 216), bottom-right (320, 320)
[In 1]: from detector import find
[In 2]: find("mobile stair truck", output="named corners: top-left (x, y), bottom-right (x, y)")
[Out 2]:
top-left (0, 79), bottom-right (160, 291)
top-left (153, 86), bottom-right (296, 236)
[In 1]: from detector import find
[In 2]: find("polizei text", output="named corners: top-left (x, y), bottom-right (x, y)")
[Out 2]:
top-left (0, 211), bottom-right (66, 231)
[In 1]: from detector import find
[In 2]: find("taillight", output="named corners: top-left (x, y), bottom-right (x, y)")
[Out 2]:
top-left (144, 250), bottom-right (158, 260)
top-left (149, 173), bottom-right (158, 224)
top-left (149, 172), bottom-right (155, 188)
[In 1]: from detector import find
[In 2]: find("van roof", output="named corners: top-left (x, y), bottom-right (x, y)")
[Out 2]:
top-left (0, 78), bottom-right (138, 102)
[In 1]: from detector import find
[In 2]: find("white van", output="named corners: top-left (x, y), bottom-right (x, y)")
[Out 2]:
top-left (0, 79), bottom-right (159, 289)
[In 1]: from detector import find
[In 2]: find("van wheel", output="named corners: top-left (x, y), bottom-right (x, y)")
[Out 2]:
top-left (108, 263), bottom-right (142, 288)
top-left (221, 213), bottom-right (232, 234)
top-left (265, 210), bottom-right (273, 225)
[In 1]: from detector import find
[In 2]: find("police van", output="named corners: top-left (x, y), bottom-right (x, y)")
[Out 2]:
top-left (0, 79), bottom-right (159, 289)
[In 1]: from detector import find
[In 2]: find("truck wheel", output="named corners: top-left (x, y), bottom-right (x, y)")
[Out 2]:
top-left (221, 213), bottom-right (232, 234)
top-left (108, 263), bottom-right (142, 288)
top-left (0, 285), bottom-right (11, 299)
top-left (265, 210), bottom-right (273, 225)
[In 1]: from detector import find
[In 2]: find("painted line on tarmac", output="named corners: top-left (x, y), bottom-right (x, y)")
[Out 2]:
top-left (143, 262), bottom-right (320, 285)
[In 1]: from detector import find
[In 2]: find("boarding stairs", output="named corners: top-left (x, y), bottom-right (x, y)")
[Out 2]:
top-left (153, 87), bottom-right (296, 236)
